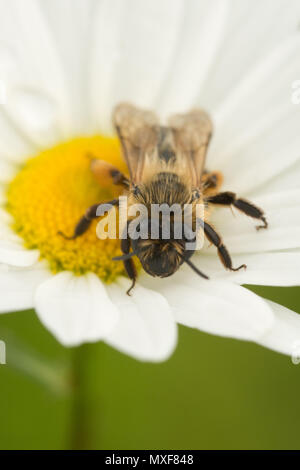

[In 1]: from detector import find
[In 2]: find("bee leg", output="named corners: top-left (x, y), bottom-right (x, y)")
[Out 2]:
top-left (110, 169), bottom-right (130, 187)
top-left (90, 158), bottom-right (130, 188)
top-left (58, 199), bottom-right (119, 240)
top-left (120, 237), bottom-right (137, 296)
top-left (201, 171), bottom-right (223, 192)
top-left (206, 191), bottom-right (268, 230)
top-left (200, 220), bottom-right (247, 272)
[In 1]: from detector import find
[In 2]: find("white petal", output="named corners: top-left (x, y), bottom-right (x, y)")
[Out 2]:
top-left (35, 272), bottom-right (119, 346)
top-left (212, 227), bottom-right (300, 254)
top-left (155, 276), bottom-right (274, 341)
top-left (255, 159), bottom-right (300, 195)
top-left (0, 104), bottom-right (35, 163)
top-left (0, 262), bottom-right (51, 313)
top-left (0, 240), bottom-right (39, 267)
top-left (196, 252), bottom-right (300, 287)
top-left (253, 189), bottom-right (300, 210)
top-left (105, 278), bottom-right (177, 362)
top-left (0, 158), bottom-right (16, 182)
top-left (201, 0), bottom-right (300, 110)
top-left (0, 0), bottom-right (72, 148)
top-left (89, 0), bottom-right (183, 133)
top-left (38, 0), bottom-right (94, 134)
top-left (258, 300), bottom-right (300, 356)
top-left (157, 0), bottom-right (228, 117)
top-left (209, 35), bottom-right (300, 194)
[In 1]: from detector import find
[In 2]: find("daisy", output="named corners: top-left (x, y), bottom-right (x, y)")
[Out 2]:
top-left (0, 0), bottom-right (300, 362)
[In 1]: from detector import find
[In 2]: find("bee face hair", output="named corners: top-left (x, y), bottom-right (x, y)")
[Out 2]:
top-left (133, 238), bottom-right (185, 278)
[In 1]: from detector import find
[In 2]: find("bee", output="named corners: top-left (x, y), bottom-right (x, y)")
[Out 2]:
top-left (60, 103), bottom-right (268, 294)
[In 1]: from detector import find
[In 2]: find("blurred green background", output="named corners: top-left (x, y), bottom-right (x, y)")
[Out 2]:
top-left (0, 285), bottom-right (300, 450)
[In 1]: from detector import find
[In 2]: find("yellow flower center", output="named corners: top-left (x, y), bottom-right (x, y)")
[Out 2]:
top-left (6, 136), bottom-right (129, 283)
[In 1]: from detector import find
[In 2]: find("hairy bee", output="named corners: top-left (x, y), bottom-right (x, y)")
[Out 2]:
top-left (60, 103), bottom-right (267, 294)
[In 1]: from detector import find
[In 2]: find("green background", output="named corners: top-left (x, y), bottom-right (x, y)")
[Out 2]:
top-left (0, 285), bottom-right (299, 450)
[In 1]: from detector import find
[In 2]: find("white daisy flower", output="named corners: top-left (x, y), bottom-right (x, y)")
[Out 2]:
top-left (0, 0), bottom-right (300, 362)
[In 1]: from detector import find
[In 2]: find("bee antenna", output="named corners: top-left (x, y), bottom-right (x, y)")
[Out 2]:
top-left (180, 254), bottom-right (209, 280)
top-left (112, 251), bottom-right (137, 262)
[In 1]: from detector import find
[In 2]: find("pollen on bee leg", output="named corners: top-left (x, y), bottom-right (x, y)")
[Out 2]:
top-left (201, 171), bottom-right (223, 195)
top-left (6, 136), bottom-right (132, 284)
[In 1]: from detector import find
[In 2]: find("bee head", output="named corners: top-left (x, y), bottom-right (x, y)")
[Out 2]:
top-left (132, 238), bottom-right (185, 278)
top-left (113, 218), bottom-right (208, 281)
top-left (130, 218), bottom-right (196, 278)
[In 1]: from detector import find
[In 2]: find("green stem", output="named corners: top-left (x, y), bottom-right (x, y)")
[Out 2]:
top-left (70, 345), bottom-right (92, 450)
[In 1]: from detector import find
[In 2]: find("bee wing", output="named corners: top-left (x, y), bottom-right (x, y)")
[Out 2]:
top-left (169, 109), bottom-right (213, 187)
top-left (113, 103), bottom-right (159, 183)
